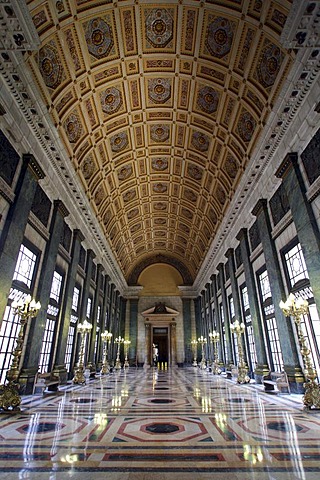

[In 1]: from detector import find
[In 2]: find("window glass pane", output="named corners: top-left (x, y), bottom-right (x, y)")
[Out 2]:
top-left (13, 245), bottom-right (37, 288)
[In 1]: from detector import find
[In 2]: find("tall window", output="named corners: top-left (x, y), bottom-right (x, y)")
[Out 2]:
top-left (38, 271), bottom-right (63, 373)
top-left (241, 286), bottom-right (257, 372)
top-left (258, 269), bottom-right (284, 371)
top-left (65, 286), bottom-right (80, 373)
top-left (283, 242), bottom-right (320, 379)
top-left (0, 244), bottom-right (38, 383)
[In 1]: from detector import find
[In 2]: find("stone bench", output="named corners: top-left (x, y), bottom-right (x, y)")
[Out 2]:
top-left (263, 371), bottom-right (290, 394)
top-left (33, 371), bottom-right (60, 395)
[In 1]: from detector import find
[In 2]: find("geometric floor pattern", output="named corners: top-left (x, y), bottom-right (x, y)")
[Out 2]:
top-left (1, 367), bottom-right (320, 479)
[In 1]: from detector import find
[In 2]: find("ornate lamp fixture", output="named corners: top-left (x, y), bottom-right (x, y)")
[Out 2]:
top-left (191, 339), bottom-right (198, 367)
top-left (280, 293), bottom-right (320, 409)
top-left (0, 295), bottom-right (41, 411)
top-left (73, 319), bottom-right (92, 384)
top-left (197, 335), bottom-right (207, 370)
top-left (115, 336), bottom-right (124, 370)
top-left (100, 331), bottom-right (112, 374)
top-left (230, 319), bottom-right (250, 384)
top-left (123, 340), bottom-right (131, 368)
top-left (209, 330), bottom-right (221, 375)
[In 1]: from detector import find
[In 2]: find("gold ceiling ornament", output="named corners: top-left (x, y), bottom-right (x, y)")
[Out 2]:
top-left (25, 0), bottom-right (293, 282)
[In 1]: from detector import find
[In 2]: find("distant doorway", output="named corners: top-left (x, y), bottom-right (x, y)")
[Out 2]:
top-left (153, 327), bottom-right (168, 364)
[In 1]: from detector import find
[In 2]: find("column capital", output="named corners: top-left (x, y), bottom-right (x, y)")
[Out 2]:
top-left (73, 229), bottom-right (85, 243)
top-left (251, 199), bottom-right (268, 217)
top-left (275, 152), bottom-right (298, 179)
top-left (236, 228), bottom-right (247, 242)
top-left (87, 249), bottom-right (96, 260)
top-left (23, 153), bottom-right (45, 180)
top-left (225, 248), bottom-right (234, 259)
top-left (53, 199), bottom-right (69, 218)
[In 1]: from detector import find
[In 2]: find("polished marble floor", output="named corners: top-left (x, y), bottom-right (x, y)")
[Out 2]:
top-left (0, 366), bottom-right (320, 479)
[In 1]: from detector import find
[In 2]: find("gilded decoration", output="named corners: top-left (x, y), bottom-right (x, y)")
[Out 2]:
top-left (148, 78), bottom-right (172, 104)
top-left (236, 110), bottom-right (257, 143)
top-left (100, 87), bottom-right (123, 115)
top-left (110, 131), bottom-right (129, 153)
top-left (84, 17), bottom-right (115, 59)
top-left (191, 131), bottom-right (210, 153)
top-left (24, 0), bottom-right (294, 282)
top-left (81, 155), bottom-right (97, 180)
top-left (151, 157), bottom-right (169, 171)
top-left (204, 16), bottom-right (235, 59)
top-left (64, 111), bottom-right (83, 144)
top-left (255, 40), bottom-right (284, 88)
top-left (117, 164), bottom-right (133, 182)
top-left (196, 85), bottom-right (219, 114)
top-left (150, 124), bottom-right (170, 143)
top-left (144, 8), bottom-right (175, 49)
top-left (38, 41), bottom-right (65, 89)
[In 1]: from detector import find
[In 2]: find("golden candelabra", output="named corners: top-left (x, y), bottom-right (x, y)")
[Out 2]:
top-left (198, 335), bottom-right (207, 370)
top-left (0, 295), bottom-right (41, 411)
top-left (209, 330), bottom-right (221, 375)
top-left (280, 293), bottom-right (320, 409)
top-left (123, 340), bottom-right (131, 368)
top-left (230, 319), bottom-right (250, 384)
top-left (73, 320), bottom-right (92, 384)
top-left (100, 331), bottom-right (112, 374)
top-left (115, 336), bottom-right (124, 370)
top-left (191, 339), bottom-right (198, 367)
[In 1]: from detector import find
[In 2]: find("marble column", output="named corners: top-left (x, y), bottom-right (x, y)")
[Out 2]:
top-left (53, 229), bottom-right (84, 383)
top-left (194, 297), bottom-right (201, 360)
top-left (145, 323), bottom-right (151, 367)
top-left (129, 298), bottom-right (139, 366)
top-left (101, 275), bottom-right (110, 330)
top-left (217, 265), bottom-right (233, 368)
top-left (21, 200), bottom-right (69, 393)
top-left (182, 298), bottom-right (192, 365)
top-left (0, 154), bottom-right (44, 321)
top-left (252, 199), bottom-right (304, 392)
top-left (276, 152), bottom-right (320, 312)
top-left (236, 228), bottom-right (269, 381)
top-left (87, 264), bottom-right (103, 376)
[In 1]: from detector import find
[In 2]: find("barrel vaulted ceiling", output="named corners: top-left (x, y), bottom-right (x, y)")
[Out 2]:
top-left (24, 0), bottom-right (294, 285)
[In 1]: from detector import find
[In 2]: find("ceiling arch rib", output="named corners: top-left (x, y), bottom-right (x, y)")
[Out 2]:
top-left (26, 0), bottom-right (293, 284)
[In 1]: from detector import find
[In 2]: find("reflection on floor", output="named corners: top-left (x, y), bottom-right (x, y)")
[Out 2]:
top-left (0, 366), bottom-right (320, 479)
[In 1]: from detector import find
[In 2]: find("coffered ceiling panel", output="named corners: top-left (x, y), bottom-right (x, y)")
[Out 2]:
top-left (26, 0), bottom-right (293, 284)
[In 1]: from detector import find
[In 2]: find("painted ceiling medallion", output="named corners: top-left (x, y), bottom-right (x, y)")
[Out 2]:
top-left (81, 155), bottom-right (97, 180)
top-left (84, 17), bottom-right (114, 59)
top-left (197, 85), bottom-right (219, 114)
top-left (152, 157), bottom-right (169, 171)
top-left (154, 218), bottom-right (166, 225)
top-left (256, 40), bottom-right (284, 88)
top-left (117, 164), bottom-right (133, 181)
top-left (100, 87), bottom-right (123, 115)
top-left (153, 183), bottom-right (167, 193)
top-left (148, 78), bottom-right (171, 104)
top-left (38, 41), bottom-right (65, 89)
top-left (110, 131), bottom-right (129, 152)
top-left (191, 131), bottom-right (210, 152)
top-left (154, 202), bottom-right (167, 211)
top-left (205, 16), bottom-right (235, 58)
top-left (145, 8), bottom-right (174, 48)
top-left (187, 164), bottom-right (203, 181)
top-left (127, 208), bottom-right (139, 219)
top-left (64, 112), bottom-right (83, 143)
top-left (123, 189), bottom-right (136, 203)
top-left (237, 110), bottom-right (256, 143)
top-left (150, 124), bottom-right (170, 142)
